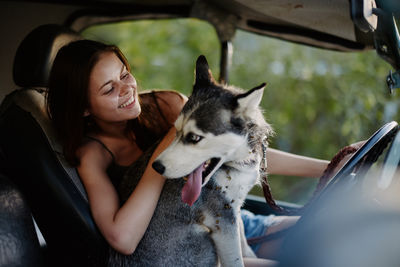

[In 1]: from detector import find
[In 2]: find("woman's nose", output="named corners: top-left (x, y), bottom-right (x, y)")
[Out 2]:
top-left (119, 83), bottom-right (130, 97)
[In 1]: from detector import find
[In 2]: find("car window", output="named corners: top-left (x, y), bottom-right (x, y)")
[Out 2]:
top-left (82, 18), bottom-right (400, 205)
top-left (229, 29), bottom-right (399, 204)
top-left (82, 19), bottom-right (220, 97)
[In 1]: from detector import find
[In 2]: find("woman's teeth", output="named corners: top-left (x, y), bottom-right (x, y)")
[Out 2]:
top-left (119, 96), bottom-right (134, 108)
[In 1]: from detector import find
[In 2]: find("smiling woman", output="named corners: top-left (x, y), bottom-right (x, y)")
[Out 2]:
top-left (46, 40), bottom-right (138, 165)
top-left (46, 39), bottom-right (187, 257)
top-left (85, 52), bottom-right (141, 124)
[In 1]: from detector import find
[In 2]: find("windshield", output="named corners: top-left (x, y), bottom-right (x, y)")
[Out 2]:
top-left (82, 18), bottom-right (399, 204)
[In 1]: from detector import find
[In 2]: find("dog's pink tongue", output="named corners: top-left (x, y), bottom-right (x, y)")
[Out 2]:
top-left (182, 164), bottom-right (204, 206)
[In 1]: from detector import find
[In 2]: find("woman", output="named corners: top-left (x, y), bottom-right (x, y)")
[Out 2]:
top-left (46, 39), bottom-right (355, 266)
top-left (47, 39), bottom-right (186, 256)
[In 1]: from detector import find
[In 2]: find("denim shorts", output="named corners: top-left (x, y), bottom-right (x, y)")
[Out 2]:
top-left (241, 209), bottom-right (277, 254)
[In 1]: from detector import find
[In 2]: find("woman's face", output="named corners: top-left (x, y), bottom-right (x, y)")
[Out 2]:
top-left (86, 52), bottom-right (141, 125)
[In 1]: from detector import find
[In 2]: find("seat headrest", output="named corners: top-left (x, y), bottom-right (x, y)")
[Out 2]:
top-left (13, 24), bottom-right (82, 88)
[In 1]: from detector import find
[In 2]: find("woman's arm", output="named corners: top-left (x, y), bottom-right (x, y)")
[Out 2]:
top-left (266, 148), bottom-right (329, 178)
top-left (77, 127), bottom-right (177, 255)
top-left (244, 257), bottom-right (278, 267)
top-left (267, 141), bottom-right (365, 178)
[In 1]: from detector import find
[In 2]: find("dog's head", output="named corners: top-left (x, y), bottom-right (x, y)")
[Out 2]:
top-left (152, 55), bottom-right (272, 205)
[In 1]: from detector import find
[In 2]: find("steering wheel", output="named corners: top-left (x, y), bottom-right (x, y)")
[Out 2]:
top-left (316, 121), bottom-right (398, 200)
top-left (278, 121), bottom-right (400, 267)
top-left (295, 121), bottom-right (399, 219)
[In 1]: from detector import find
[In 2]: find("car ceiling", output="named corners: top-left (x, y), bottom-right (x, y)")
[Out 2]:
top-left (7, 0), bottom-right (387, 51)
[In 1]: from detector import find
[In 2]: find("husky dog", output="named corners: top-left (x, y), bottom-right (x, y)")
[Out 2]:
top-left (111, 55), bottom-right (272, 267)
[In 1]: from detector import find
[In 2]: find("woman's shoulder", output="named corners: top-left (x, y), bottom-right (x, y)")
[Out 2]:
top-left (76, 137), bottom-right (113, 169)
top-left (139, 89), bottom-right (187, 124)
top-left (140, 89), bottom-right (187, 102)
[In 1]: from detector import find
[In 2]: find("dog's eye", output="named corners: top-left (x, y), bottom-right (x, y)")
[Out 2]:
top-left (185, 133), bottom-right (203, 144)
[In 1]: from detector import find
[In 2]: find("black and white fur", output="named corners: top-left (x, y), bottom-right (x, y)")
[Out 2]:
top-left (111, 55), bottom-right (272, 267)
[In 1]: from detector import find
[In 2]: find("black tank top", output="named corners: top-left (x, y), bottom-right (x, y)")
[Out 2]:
top-left (85, 136), bottom-right (129, 189)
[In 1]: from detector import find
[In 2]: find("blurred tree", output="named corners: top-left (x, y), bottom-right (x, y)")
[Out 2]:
top-left (83, 18), bottom-right (400, 204)
top-left (82, 19), bottom-right (220, 96)
top-left (230, 30), bottom-right (396, 202)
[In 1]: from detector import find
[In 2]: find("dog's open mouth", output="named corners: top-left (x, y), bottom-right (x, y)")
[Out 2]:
top-left (181, 157), bottom-right (221, 206)
top-left (201, 158), bottom-right (220, 183)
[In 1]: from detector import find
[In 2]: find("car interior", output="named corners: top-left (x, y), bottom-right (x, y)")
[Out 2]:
top-left (0, 0), bottom-right (399, 266)
top-left (0, 24), bottom-right (108, 267)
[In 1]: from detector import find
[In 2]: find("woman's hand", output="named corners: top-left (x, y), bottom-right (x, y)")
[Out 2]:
top-left (332, 140), bottom-right (366, 175)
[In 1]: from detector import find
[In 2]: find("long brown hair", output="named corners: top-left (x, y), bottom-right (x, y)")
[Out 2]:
top-left (46, 40), bottom-right (164, 166)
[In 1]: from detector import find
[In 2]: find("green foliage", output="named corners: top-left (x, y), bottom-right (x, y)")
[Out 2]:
top-left (83, 18), bottom-right (400, 204)
top-left (230, 31), bottom-right (397, 203)
top-left (83, 19), bottom-right (220, 96)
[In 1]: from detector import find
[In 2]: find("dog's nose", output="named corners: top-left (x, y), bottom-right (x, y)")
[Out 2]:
top-left (152, 160), bottom-right (165, 175)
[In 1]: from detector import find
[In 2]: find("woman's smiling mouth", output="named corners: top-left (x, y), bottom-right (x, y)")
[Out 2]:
top-left (118, 95), bottom-right (135, 108)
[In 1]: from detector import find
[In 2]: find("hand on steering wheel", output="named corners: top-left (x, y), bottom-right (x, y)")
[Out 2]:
top-left (311, 121), bottom-right (399, 210)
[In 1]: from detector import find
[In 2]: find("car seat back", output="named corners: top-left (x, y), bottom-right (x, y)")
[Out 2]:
top-left (0, 24), bottom-right (108, 267)
top-left (0, 173), bottom-right (43, 267)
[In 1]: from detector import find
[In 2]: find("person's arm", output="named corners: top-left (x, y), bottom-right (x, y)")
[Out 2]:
top-left (244, 257), bottom-right (278, 267)
top-left (266, 148), bottom-right (329, 178)
top-left (266, 140), bottom-right (366, 178)
top-left (77, 127), bottom-right (176, 255)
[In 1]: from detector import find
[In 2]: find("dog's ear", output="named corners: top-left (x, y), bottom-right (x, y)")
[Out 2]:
top-left (194, 55), bottom-right (216, 88)
top-left (236, 83), bottom-right (266, 109)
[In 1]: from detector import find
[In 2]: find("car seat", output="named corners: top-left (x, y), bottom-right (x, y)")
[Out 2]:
top-left (0, 24), bottom-right (108, 267)
top-left (0, 173), bottom-right (43, 267)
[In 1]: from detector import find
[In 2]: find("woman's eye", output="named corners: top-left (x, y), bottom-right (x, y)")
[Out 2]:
top-left (121, 72), bottom-right (130, 80)
top-left (185, 133), bottom-right (203, 144)
top-left (104, 87), bottom-right (114, 95)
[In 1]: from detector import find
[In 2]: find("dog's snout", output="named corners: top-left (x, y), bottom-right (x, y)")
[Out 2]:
top-left (152, 160), bottom-right (165, 175)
